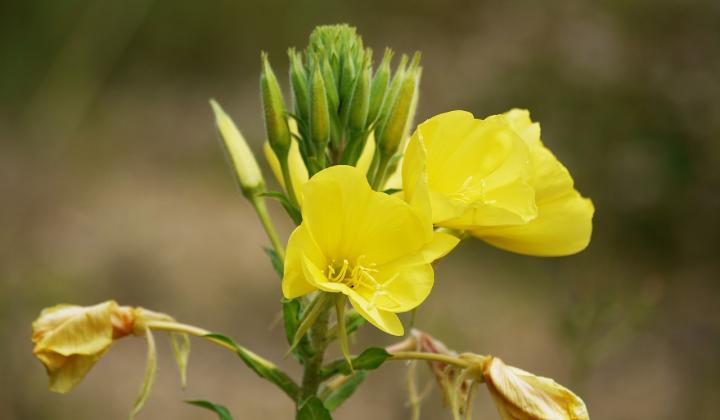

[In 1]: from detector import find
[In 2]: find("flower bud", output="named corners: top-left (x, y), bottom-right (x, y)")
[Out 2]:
top-left (288, 48), bottom-right (310, 123)
top-left (260, 53), bottom-right (291, 159)
top-left (367, 49), bottom-right (393, 124)
top-left (309, 63), bottom-right (330, 166)
top-left (483, 356), bottom-right (589, 420)
top-left (377, 52), bottom-right (421, 156)
top-left (210, 100), bottom-right (265, 197)
top-left (31, 301), bottom-right (169, 393)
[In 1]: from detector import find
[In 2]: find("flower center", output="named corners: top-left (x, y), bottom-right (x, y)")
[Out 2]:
top-left (325, 255), bottom-right (403, 310)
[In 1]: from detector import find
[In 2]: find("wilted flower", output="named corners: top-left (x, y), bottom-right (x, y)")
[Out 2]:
top-left (402, 110), bottom-right (594, 256)
top-left (483, 356), bottom-right (589, 420)
top-left (282, 165), bottom-right (458, 335)
top-left (31, 301), bottom-right (172, 393)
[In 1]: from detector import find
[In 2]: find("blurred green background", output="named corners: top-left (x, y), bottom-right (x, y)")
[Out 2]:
top-left (2, 0), bottom-right (719, 419)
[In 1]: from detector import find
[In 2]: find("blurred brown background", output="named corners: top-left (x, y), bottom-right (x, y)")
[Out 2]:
top-left (2, 0), bottom-right (719, 419)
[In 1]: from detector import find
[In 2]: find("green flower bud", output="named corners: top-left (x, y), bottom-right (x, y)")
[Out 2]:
top-left (368, 49), bottom-right (393, 124)
top-left (377, 53), bottom-right (421, 155)
top-left (260, 52), bottom-right (291, 159)
top-left (288, 49), bottom-right (310, 123)
top-left (309, 63), bottom-right (330, 169)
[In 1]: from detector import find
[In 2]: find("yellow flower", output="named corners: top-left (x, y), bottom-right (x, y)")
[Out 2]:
top-left (31, 301), bottom-right (170, 393)
top-left (483, 356), bottom-right (589, 420)
top-left (402, 110), bottom-right (594, 256)
top-left (264, 125), bottom-right (377, 206)
top-left (282, 165), bottom-right (458, 336)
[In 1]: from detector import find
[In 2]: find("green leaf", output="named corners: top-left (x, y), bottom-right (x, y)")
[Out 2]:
top-left (204, 333), bottom-right (299, 400)
top-left (258, 191), bottom-right (302, 224)
top-left (323, 371), bottom-right (367, 412)
top-left (129, 328), bottom-right (157, 420)
top-left (382, 188), bottom-right (401, 195)
top-left (170, 332), bottom-right (191, 388)
top-left (320, 347), bottom-right (390, 378)
top-left (297, 396), bottom-right (332, 420)
top-left (263, 246), bottom-right (284, 278)
top-left (186, 400), bottom-right (233, 420)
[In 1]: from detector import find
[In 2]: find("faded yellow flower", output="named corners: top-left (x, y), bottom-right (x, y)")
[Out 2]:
top-left (31, 301), bottom-right (170, 393)
top-left (483, 356), bottom-right (589, 420)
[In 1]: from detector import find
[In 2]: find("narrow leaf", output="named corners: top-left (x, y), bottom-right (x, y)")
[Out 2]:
top-left (186, 400), bottom-right (233, 420)
top-left (288, 293), bottom-right (329, 355)
top-left (323, 371), bottom-right (367, 412)
top-left (320, 347), bottom-right (390, 378)
top-left (298, 396), bottom-right (332, 420)
top-left (263, 246), bottom-right (284, 278)
top-left (204, 333), bottom-right (299, 400)
top-left (170, 332), bottom-right (191, 388)
top-left (129, 328), bottom-right (157, 420)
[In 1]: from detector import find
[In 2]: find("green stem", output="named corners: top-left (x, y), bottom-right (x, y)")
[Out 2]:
top-left (280, 159), bottom-right (300, 209)
top-left (298, 294), bottom-right (333, 406)
top-left (371, 152), bottom-right (391, 190)
top-left (250, 194), bottom-right (285, 259)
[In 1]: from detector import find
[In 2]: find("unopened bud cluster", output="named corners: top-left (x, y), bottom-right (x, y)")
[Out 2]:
top-left (262, 24), bottom-right (421, 184)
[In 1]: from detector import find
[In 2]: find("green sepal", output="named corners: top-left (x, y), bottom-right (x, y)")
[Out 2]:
top-left (204, 333), bottom-right (299, 400)
top-left (297, 396), bottom-right (332, 420)
top-left (129, 328), bottom-right (157, 420)
top-left (170, 332), bottom-right (191, 388)
top-left (287, 292), bottom-right (330, 356)
top-left (186, 400), bottom-right (233, 420)
top-left (260, 53), bottom-right (291, 159)
top-left (289, 48), bottom-right (310, 123)
top-left (323, 371), bottom-right (368, 412)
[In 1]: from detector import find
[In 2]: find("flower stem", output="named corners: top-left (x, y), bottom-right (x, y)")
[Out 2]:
top-left (298, 294), bottom-right (333, 405)
top-left (388, 351), bottom-right (472, 369)
top-left (250, 194), bottom-right (285, 260)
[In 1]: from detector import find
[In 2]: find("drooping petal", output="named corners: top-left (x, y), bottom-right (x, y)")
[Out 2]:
top-left (32, 302), bottom-right (118, 393)
top-left (348, 296), bottom-right (404, 336)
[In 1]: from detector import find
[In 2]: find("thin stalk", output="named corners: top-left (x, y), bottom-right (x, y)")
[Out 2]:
top-left (389, 351), bottom-right (472, 369)
top-left (250, 194), bottom-right (285, 260)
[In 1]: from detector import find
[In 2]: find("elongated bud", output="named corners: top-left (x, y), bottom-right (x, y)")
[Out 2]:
top-left (368, 49), bottom-right (393, 124)
top-left (349, 51), bottom-right (371, 132)
top-left (260, 52), bottom-right (291, 159)
top-left (288, 49), bottom-right (310, 123)
top-left (377, 52), bottom-right (421, 155)
top-left (210, 100), bottom-right (265, 197)
top-left (309, 63), bottom-right (331, 168)
top-left (321, 58), bottom-right (340, 113)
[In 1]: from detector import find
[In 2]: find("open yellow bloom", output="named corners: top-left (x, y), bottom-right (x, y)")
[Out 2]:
top-left (402, 110), bottom-right (594, 256)
top-left (282, 165), bottom-right (458, 336)
top-left (264, 125), bottom-right (377, 205)
top-left (483, 356), bottom-right (589, 420)
top-left (31, 301), bottom-right (170, 393)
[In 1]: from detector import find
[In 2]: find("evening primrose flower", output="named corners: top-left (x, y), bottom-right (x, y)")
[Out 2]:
top-left (402, 110), bottom-right (593, 256)
top-left (282, 165), bottom-right (458, 336)
top-left (483, 356), bottom-right (589, 420)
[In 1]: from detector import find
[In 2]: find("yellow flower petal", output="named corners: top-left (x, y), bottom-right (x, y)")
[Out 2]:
top-left (348, 297), bottom-right (404, 336)
top-left (403, 110), bottom-right (537, 229)
top-left (355, 131), bottom-right (376, 175)
top-left (472, 110), bottom-right (594, 256)
top-left (484, 356), bottom-right (589, 420)
top-left (282, 226), bottom-right (325, 299)
top-left (263, 136), bottom-right (309, 204)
